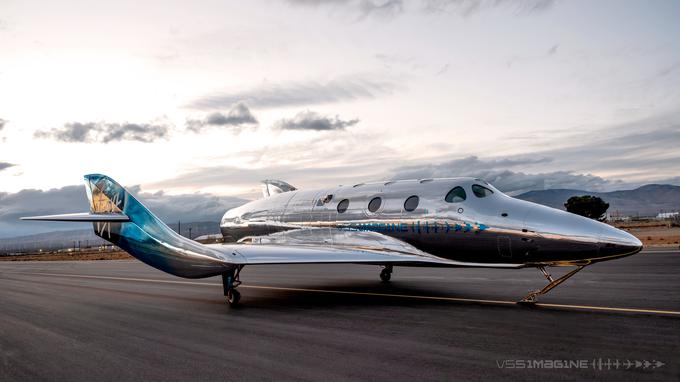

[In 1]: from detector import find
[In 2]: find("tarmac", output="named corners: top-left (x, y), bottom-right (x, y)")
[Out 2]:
top-left (0, 249), bottom-right (678, 381)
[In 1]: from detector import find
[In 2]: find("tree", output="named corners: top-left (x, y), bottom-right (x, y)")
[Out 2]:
top-left (564, 195), bottom-right (610, 222)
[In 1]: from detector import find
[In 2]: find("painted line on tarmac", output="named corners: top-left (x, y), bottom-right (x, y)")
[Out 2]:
top-left (15, 271), bottom-right (680, 317)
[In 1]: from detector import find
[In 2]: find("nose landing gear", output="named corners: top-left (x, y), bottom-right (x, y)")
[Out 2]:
top-left (519, 265), bottom-right (586, 303)
top-left (380, 265), bottom-right (393, 282)
top-left (222, 265), bottom-right (244, 306)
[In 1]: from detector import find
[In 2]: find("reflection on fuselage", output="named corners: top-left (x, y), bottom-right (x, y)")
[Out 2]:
top-left (220, 178), bottom-right (642, 266)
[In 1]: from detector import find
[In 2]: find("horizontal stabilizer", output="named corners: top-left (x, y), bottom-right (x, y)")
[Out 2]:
top-left (20, 212), bottom-right (131, 222)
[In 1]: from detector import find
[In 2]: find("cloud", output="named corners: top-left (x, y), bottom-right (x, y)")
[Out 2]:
top-left (286, 0), bottom-right (404, 20)
top-left (287, 0), bottom-right (554, 19)
top-left (357, 0), bottom-right (404, 19)
top-left (656, 61), bottom-right (680, 78)
top-left (286, 0), bottom-right (353, 5)
top-left (524, 115), bottom-right (680, 179)
top-left (149, 161), bottom-right (381, 199)
top-left (148, 154), bottom-right (569, 200)
top-left (381, 112), bottom-right (680, 194)
top-left (187, 76), bottom-right (396, 110)
top-left (0, 184), bottom-right (247, 238)
top-left (151, 153), bottom-right (643, 201)
top-left (0, 185), bottom-right (92, 238)
top-left (186, 103), bottom-right (258, 133)
top-left (506, 42), bottom-right (561, 67)
top-left (422, 0), bottom-right (556, 16)
top-left (124, 186), bottom-right (247, 223)
top-left (149, 110), bottom-right (680, 201)
top-left (275, 110), bottom-right (359, 131)
top-left (0, 119), bottom-right (6, 143)
top-left (35, 121), bottom-right (171, 143)
top-left (0, 162), bottom-right (15, 171)
top-left (436, 63), bottom-right (450, 75)
top-left (389, 155), bottom-right (623, 195)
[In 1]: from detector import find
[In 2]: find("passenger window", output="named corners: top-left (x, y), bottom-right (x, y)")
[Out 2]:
top-left (337, 199), bottom-right (349, 213)
top-left (472, 184), bottom-right (494, 198)
top-left (404, 195), bottom-right (419, 212)
top-left (445, 187), bottom-right (466, 203)
top-left (368, 197), bottom-right (382, 213)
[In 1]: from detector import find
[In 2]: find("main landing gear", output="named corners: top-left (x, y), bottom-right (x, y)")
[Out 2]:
top-left (380, 265), bottom-right (393, 282)
top-left (519, 265), bottom-right (586, 304)
top-left (222, 265), bottom-right (244, 306)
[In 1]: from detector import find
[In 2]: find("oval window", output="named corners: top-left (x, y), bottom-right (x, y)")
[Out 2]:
top-left (445, 186), bottom-right (466, 203)
top-left (337, 199), bottom-right (350, 213)
top-left (368, 197), bottom-right (382, 213)
top-left (404, 195), bottom-right (419, 212)
top-left (472, 184), bottom-right (494, 198)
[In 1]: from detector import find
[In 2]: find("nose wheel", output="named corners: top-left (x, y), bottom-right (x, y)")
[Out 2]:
top-left (380, 265), bottom-right (393, 282)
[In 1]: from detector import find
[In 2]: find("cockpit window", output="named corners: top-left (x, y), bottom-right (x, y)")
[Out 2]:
top-left (472, 184), bottom-right (494, 198)
top-left (445, 186), bottom-right (466, 203)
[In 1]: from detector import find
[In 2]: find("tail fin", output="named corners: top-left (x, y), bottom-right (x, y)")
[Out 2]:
top-left (22, 174), bottom-right (231, 278)
top-left (83, 174), bottom-right (174, 242)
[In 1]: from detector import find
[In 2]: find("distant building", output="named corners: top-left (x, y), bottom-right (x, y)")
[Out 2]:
top-left (656, 211), bottom-right (679, 219)
top-left (609, 215), bottom-right (631, 222)
top-left (608, 211), bottom-right (632, 222)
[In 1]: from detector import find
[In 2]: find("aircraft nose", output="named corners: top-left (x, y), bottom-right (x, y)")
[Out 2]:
top-left (522, 202), bottom-right (643, 261)
top-left (598, 224), bottom-right (643, 258)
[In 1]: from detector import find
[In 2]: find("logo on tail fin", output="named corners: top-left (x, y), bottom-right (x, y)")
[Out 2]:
top-left (85, 175), bottom-right (126, 214)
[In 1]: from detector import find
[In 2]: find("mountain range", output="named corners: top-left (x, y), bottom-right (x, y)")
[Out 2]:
top-left (0, 221), bottom-right (221, 254)
top-left (516, 184), bottom-right (680, 217)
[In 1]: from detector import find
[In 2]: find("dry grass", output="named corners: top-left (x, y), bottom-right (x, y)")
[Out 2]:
top-left (613, 220), bottom-right (680, 229)
top-left (0, 250), bottom-right (132, 261)
top-left (623, 226), bottom-right (680, 247)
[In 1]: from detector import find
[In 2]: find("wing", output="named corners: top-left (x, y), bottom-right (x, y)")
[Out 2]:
top-left (209, 229), bottom-right (522, 268)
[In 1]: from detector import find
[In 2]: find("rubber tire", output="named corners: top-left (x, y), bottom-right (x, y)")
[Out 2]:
top-left (380, 270), bottom-right (391, 282)
top-left (227, 289), bottom-right (241, 306)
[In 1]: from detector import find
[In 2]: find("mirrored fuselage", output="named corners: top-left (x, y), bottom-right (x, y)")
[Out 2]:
top-left (220, 178), bottom-right (642, 266)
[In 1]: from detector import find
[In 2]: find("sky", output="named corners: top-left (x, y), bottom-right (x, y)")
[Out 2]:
top-left (1, 0), bottom-right (680, 236)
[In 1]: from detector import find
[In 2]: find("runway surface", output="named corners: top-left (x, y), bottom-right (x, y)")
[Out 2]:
top-left (0, 249), bottom-right (678, 381)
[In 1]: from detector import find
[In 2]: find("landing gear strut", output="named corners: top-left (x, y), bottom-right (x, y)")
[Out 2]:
top-left (222, 265), bottom-right (244, 306)
top-left (380, 265), bottom-right (393, 282)
top-left (519, 265), bottom-right (586, 303)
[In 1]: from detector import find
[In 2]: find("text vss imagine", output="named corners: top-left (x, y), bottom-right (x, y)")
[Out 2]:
top-left (23, 174), bottom-right (642, 305)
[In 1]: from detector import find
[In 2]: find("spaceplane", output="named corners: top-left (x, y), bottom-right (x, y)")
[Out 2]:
top-left (22, 174), bottom-right (642, 305)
